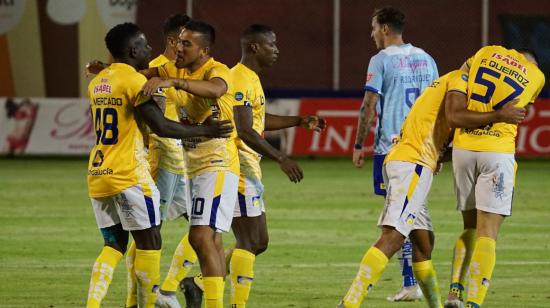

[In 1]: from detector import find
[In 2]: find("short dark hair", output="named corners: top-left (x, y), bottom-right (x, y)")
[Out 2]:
top-left (163, 14), bottom-right (190, 38)
top-left (184, 20), bottom-right (215, 47)
top-left (516, 47), bottom-right (539, 65)
top-left (241, 24), bottom-right (274, 38)
top-left (105, 22), bottom-right (141, 58)
top-left (373, 7), bottom-right (405, 34)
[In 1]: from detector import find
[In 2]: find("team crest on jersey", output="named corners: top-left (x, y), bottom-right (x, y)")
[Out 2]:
top-left (235, 92), bottom-right (244, 101)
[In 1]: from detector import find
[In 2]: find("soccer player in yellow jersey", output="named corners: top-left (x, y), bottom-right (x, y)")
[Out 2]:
top-left (443, 47), bottom-right (544, 308)
top-left (222, 24), bottom-right (325, 308)
top-left (142, 20), bottom-right (239, 308)
top-left (85, 23), bottom-right (232, 308)
top-left (337, 68), bottom-right (528, 308)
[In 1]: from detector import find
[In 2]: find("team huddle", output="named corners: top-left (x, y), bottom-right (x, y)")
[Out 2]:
top-left (84, 7), bottom-right (544, 308)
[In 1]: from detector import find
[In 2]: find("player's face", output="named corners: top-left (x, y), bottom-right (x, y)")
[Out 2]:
top-left (371, 17), bottom-right (383, 49)
top-left (131, 33), bottom-right (152, 70)
top-left (256, 32), bottom-right (279, 68)
top-left (176, 29), bottom-right (208, 69)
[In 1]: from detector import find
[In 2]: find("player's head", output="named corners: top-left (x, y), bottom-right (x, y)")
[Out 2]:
top-left (162, 14), bottom-right (190, 50)
top-left (176, 20), bottom-right (215, 69)
top-left (105, 22), bottom-right (151, 70)
top-left (516, 48), bottom-right (539, 66)
top-left (241, 24), bottom-right (279, 68)
top-left (371, 7), bottom-right (405, 49)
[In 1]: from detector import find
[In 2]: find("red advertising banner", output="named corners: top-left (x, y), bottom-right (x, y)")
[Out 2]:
top-left (291, 98), bottom-right (550, 157)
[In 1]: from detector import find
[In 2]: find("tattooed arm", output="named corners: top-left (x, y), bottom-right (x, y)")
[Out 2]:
top-left (352, 91), bottom-right (378, 168)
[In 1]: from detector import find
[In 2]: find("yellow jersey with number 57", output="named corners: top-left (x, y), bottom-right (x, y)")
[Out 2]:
top-left (453, 46), bottom-right (545, 153)
top-left (87, 63), bottom-right (160, 198)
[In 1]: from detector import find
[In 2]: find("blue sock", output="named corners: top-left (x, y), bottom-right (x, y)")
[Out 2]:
top-left (400, 238), bottom-right (417, 287)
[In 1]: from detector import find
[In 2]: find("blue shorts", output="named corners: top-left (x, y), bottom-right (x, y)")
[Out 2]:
top-left (373, 154), bottom-right (387, 196)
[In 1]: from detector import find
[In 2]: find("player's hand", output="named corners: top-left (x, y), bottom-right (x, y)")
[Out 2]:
top-left (278, 157), bottom-right (303, 183)
top-left (85, 60), bottom-right (108, 76)
top-left (203, 119), bottom-right (233, 138)
top-left (497, 98), bottom-right (526, 124)
top-left (352, 148), bottom-right (365, 168)
top-left (300, 116), bottom-right (327, 132)
top-left (142, 77), bottom-right (173, 96)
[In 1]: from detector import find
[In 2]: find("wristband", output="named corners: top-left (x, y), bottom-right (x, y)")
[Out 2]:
top-left (354, 143), bottom-right (363, 150)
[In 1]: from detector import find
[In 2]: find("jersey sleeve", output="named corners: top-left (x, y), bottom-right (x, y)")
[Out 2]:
top-left (131, 74), bottom-right (166, 107)
top-left (530, 71), bottom-right (546, 104)
top-left (364, 53), bottom-right (385, 94)
top-left (157, 63), bottom-right (169, 78)
top-left (447, 70), bottom-right (468, 94)
top-left (429, 55), bottom-right (439, 80)
top-left (231, 70), bottom-right (252, 108)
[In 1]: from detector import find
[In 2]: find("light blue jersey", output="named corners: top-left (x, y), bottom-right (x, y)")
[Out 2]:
top-left (364, 43), bottom-right (438, 155)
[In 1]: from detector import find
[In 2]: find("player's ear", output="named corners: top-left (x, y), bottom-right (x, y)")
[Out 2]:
top-left (250, 42), bottom-right (260, 53)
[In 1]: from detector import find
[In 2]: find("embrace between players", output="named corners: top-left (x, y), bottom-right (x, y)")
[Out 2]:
top-left (84, 7), bottom-right (544, 308)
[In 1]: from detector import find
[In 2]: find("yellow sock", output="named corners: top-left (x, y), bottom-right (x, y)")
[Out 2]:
top-left (203, 276), bottom-right (224, 308)
top-left (87, 246), bottom-right (123, 308)
top-left (161, 233), bottom-right (198, 292)
top-left (230, 249), bottom-right (256, 307)
top-left (342, 246), bottom-right (389, 308)
top-left (449, 229), bottom-right (475, 300)
top-left (125, 241), bottom-right (138, 308)
top-left (413, 260), bottom-right (442, 308)
top-left (135, 249), bottom-right (161, 308)
top-left (194, 273), bottom-right (204, 290)
top-left (466, 237), bottom-right (496, 308)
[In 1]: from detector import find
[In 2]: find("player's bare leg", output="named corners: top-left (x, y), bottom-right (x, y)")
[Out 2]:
top-left (230, 213), bottom-right (269, 307)
top-left (445, 209), bottom-right (476, 308)
top-left (410, 229), bottom-right (442, 308)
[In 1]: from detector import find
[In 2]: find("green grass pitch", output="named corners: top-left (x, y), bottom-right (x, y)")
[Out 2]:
top-left (1, 158), bottom-right (550, 307)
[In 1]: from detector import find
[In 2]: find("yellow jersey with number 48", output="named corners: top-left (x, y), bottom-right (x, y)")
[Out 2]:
top-left (87, 63), bottom-right (162, 198)
top-left (386, 70), bottom-right (468, 171)
top-left (453, 45), bottom-right (545, 153)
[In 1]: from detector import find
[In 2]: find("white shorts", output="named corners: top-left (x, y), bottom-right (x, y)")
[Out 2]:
top-left (452, 148), bottom-right (516, 216)
top-left (377, 161), bottom-right (434, 237)
top-left (188, 171), bottom-right (239, 232)
top-left (156, 168), bottom-right (189, 221)
top-left (234, 176), bottom-right (265, 217)
top-left (91, 184), bottom-right (161, 231)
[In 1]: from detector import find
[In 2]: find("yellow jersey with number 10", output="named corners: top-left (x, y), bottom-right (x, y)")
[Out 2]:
top-left (453, 46), bottom-right (545, 153)
top-left (230, 63), bottom-right (266, 181)
top-left (386, 70), bottom-right (468, 171)
top-left (87, 63), bottom-right (160, 198)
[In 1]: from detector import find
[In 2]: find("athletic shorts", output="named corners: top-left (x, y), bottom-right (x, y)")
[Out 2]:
top-left (156, 168), bottom-right (189, 221)
top-left (377, 161), bottom-right (434, 236)
top-left (188, 170), bottom-right (239, 232)
top-left (91, 184), bottom-right (161, 231)
top-left (452, 147), bottom-right (516, 216)
top-left (234, 175), bottom-right (265, 217)
top-left (373, 154), bottom-right (387, 196)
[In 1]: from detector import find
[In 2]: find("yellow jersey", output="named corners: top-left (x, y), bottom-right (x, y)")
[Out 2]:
top-left (453, 45), bottom-right (545, 153)
top-left (386, 70), bottom-right (468, 171)
top-left (230, 63), bottom-right (266, 181)
top-left (87, 63), bottom-right (160, 198)
top-left (147, 54), bottom-right (186, 177)
top-left (159, 57), bottom-right (239, 178)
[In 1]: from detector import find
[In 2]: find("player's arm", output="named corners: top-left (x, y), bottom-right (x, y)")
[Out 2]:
top-left (142, 77), bottom-right (227, 98)
top-left (234, 106), bottom-right (303, 183)
top-left (136, 99), bottom-right (232, 138)
top-left (353, 91), bottom-right (378, 168)
top-left (264, 113), bottom-right (326, 132)
top-left (445, 91), bottom-right (525, 128)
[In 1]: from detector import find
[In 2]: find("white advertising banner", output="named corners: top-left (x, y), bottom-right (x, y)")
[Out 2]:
top-left (0, 97), bottom-right (95, 155)
top-left (96, 0), bottom-right (137, 29)
top-left (0, 0), bottom-right (26, 34)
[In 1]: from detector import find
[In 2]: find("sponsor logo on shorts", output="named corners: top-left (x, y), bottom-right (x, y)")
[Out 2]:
top-left (405, 213), bottom-right (416, 225)
top-left (252, 196), bottom-right (261, 207)
top-left (492, 171), bottom-right (505, 200)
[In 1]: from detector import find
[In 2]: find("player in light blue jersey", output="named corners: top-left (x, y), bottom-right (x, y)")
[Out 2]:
top-left (350, 7), bottom-right (438, 303)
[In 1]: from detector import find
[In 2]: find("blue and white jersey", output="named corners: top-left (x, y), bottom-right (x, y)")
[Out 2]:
top-left (364, 43), bottom-right (438, 155)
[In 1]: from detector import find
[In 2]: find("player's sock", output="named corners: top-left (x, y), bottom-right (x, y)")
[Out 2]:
top-left (203, 276), bottom-right (224, 308)
top-left (400, 238), bottom-right (417, 287)
top-left (413, 260), bottom-right (442, 308)
top-left (194, 273), bottom-right (204, 291)
top-left (125, 241), bottom-right (138, 308)
top-left (230, 249), bottom-right (256, 307)
top-left (87, 246), bottom-right (123, 308)
top-left (449, 228), bottom-right (476, 300)
top-left (161, 233), bottom-right (197, 292)
top-left (466, 237), bottom-right (496, 308)
top-left (135, 249), bottom-right (161, 307)
top-left (342, 246), bottom-right (389, 307)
